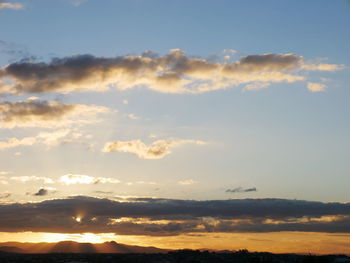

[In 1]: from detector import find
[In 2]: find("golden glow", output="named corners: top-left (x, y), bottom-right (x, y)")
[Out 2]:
top-left (40, 233), bottom-right (116, 243)
top-left (0, 232), bottom-right (349, 255)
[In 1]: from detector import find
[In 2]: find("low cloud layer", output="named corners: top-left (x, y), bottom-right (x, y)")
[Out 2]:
top-left (226, 187), bottom-right (257, 193)
top-left (0, 196), bottom-right (349, 235)
top-left (0, 99), bottom-right (108, 128)
top-left (0, 50), bottom-right (342, 95)
top-left (103, 139), bottom-right (205, 159)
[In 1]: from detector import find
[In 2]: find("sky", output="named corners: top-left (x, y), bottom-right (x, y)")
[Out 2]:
top-left (0, 0), bottom-right (350, 254)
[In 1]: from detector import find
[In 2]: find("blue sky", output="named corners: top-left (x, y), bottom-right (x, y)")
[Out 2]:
top-left (0, 0), bottom-right (350, 251)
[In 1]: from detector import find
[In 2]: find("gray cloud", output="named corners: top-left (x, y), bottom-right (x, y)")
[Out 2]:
top-left (0, 40), bottom-right (37, 63)
top-left (0, 196), bottom-right (349, 235)
top-left (226, 187), bottom-right (257, 193)
top-left (0, 99), bottom-right (108, 128)
top-left (33, 188), bottom-right (48, 196)
top-left (0, 50), bottom-right (342, 95)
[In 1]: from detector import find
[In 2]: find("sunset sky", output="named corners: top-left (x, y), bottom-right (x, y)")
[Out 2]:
top-left (0, 0), bottom-right (350, 254)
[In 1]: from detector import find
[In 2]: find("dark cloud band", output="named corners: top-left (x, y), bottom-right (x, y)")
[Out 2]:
top-left (0, 196), bottom-right (349, 235)
top-left (0, 50), bottom-right (341, 95)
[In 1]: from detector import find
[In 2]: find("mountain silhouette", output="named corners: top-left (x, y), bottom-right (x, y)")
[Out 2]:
top-left (0, 246), bottom-right (26, 254)
top-left (0, 241), bottom-right (167, 254)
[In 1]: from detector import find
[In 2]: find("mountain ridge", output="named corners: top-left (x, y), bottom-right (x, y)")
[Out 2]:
top-left (0, 240), bottom-right (168, 254)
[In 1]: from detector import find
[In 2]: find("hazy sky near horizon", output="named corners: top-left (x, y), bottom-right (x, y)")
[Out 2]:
top-left (0, 0), bottom-right (350, 252)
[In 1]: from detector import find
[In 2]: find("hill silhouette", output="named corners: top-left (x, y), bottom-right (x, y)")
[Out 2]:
top-left (0, 240), bottom-right (167, 254)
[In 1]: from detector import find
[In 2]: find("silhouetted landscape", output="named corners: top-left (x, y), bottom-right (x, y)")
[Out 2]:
top-left (0, 241), bottom-right (166, 254)
top-left (0, 242), bottom-right (349, 263)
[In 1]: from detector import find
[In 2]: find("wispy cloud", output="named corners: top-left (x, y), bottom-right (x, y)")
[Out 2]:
top-left (103, 139), bottom-right (205, 159)
top-left (307, 82), bottom-right (327, 92)
top-left (0, 50), bottom-right (342, 95)
top-left (0, 129), bottom-right (82, 150)
top-left (10, 176), bottom-right (54, 184)
top-left (226, 187), bottom-right (257, 193)
top-left (67, 0), bottom-right (87, 7)
top-left (0, 192), bottom-right (11, 199)
top-left (59, 174), bottom-right (120, 185)
top-left (127, 113), bottom-right (139, 120)
top-left (178, 179), bottom-right (196, 185)
top-left (0, 2), bottom-right (24, 10)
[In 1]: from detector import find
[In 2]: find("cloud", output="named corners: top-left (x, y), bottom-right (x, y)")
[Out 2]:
top-left (103, 139), bottom-right (205, 159)
top-left (0, 2), bottom-right (24, 10)
top-left (125, 181), bottom-right (158, 186)
top-left (0, 99), bottom-right (108, 128)
top-left (59, 174), bottom-right (120, 185)
top-left (0, 170), bottom-right (11, 175)
top-left (33, 188), bottom-right (48, 196)
top-left (0, 40), bottom-right (35, 62)
top-left (67, 0), bottom-right (87, 6)
top-left (0, 196), bottom-right (349, 235)
top-left (10, 176), bottom-right (54, 184)
top-left (127, 113), bottom-right (139, 120)
top-left (226, 187), bottom-right (257, 193)
top-left (0, 176), bottom-right (8, 185)
top-left (307, 82), bottom-right (327, 92)
top-left (94, 190), bottom-right (114, 195)
top-left (0, 50), bottom-right (342, 95)
top-left (0, 192), bottom-right (11, 199)
top-left (0, 129), bottom-right (81, 150)
top-left (178, 179), bottom-right (196, 185)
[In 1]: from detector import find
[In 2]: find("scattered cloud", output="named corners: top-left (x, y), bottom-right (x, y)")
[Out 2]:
top-left (0, 99), bottom-right (108, 128)
top-left (0, 2), bottom-right (24, 10)
top-left (0, 196), bottom-right (349, 235)
top-left (226, 187), bottom-right (257, 193)
top-left (0, 50), bottom-right (342, 95)
top-left (103, 139), bottom-right (205, 159)
top-left (244, 82), bottom-right (270, 90)
top-left (0, 170), bottom-right (11, 175)
top-left (33, 188), bottom-right (48, 196)
top-left (59, 174), bottom-right (120, 185)
top-left (307, 82), bottom-right (327, 92)
top-left (178, 179), bottom-right (196, 185)
top-left (67, 0), bottom-right (87, 7)
top-left (0, 191), bottom-right (11, 198)
top-left (122, 99), bottom-right (128, 105)
top-left (0, 176), bottom-right (8, 185)
top-left (0, 129), bottom-right (82, 150)
top-left (10, 176), bottom-right (54, 184)
top-left (127, 113), bottom-right (139, 120)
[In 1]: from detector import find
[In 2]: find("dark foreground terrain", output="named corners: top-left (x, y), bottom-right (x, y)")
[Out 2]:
top-left (0, 250), bottom-right (349, 263)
